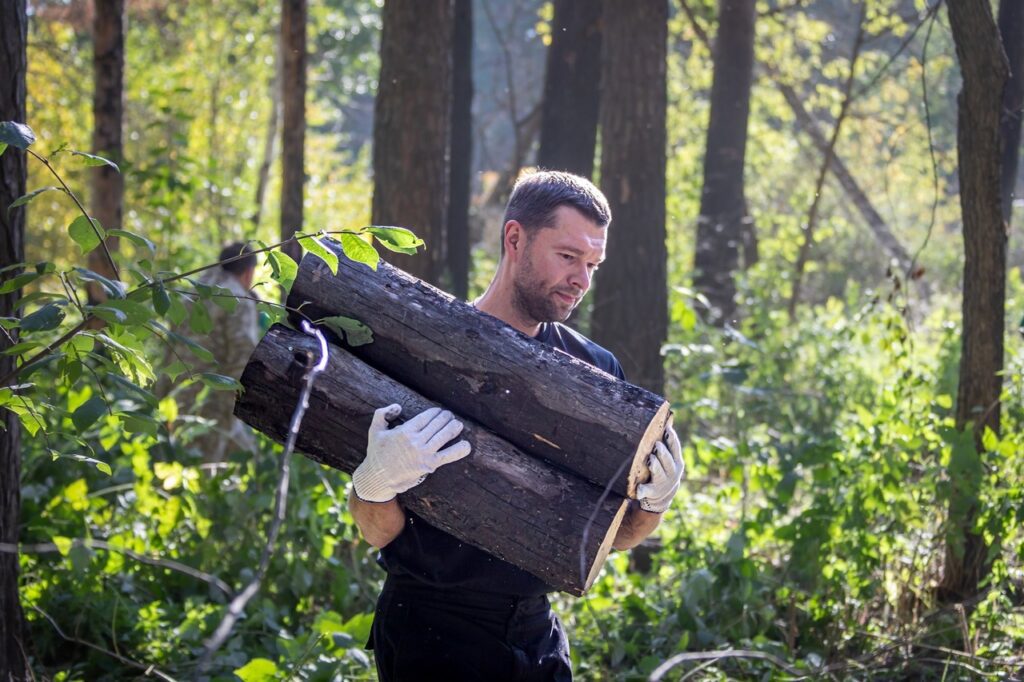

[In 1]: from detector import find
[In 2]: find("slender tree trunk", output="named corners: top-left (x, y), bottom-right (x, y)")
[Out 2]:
top-left (0, 2), bottom-right (29, 678)
top-left (372, 0), bottom-right (453, 287)
top-left (536, 0), bottom-right (603, 178)
top-left (591, 0), bottom-right (668, 394)
top-left (88, 0), bottom-right (124, 304)
top-left (447, 0), bottom-right (473, 299)
top-left (693, 0), bottom-right (756, 326)
top-left (939, 0), bottom-right (1010, 606)
top-left (281, 0), bottom-right (307, 265)
top-left (999, 0), bottom-right (1024, 225)
top-left (252, 44), bottom-right (282, 231)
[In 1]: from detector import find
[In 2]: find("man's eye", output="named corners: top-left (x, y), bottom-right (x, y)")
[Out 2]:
top-left (560, 253), bottom-right (574, 261)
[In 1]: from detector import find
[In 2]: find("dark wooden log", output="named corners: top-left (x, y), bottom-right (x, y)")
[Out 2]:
top-left (286, 244), bottom-right (670, 498)
top-left (236, 324), bottom-right (629, 595)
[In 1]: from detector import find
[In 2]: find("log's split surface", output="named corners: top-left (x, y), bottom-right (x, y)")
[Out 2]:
top-left (236, 324), bottom-right (629, 595)
top-left (286, 243), bottom-right (671, 498)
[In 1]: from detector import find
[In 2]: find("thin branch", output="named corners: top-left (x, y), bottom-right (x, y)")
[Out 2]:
top-left (854, 0), bottom-right (946, 100)
top-left (197, 320), bottom-right (329, 669)
top-left (0, 539), bottom-right (233, 597)
top-left (30, 605), bottom-right (179, 682)
top-left (788, 3), bottom-right (869, 318)
top-left (649, 649), bottom-right (804, 681)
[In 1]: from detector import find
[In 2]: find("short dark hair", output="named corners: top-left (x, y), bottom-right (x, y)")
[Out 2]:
top-left (219, 242), bottom-right (257, 275)
top-left (501, 171), bottom-right (611, 255)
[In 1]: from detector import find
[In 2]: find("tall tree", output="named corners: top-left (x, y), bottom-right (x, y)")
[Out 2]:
top-left (88, 0), bottom-right (124, 303)
top-left (693, 0), bottom-right (757, 326)
top-left (372, 0), bottom-right (453, 287)
top-left (447, 0), bottom-right (473, 300)
top-left (999, 0), bottom-right (1024, 225)
top-left (536, 0), bottom-right (603, 178)
top-left (281, 0), bottom-right (307, 264)
top-left (591, 0), bottom-right (668, 394)
top-left (0, 2), bottom-right (29, 679)
top-left (939, 0), bottom-right (1010, 605)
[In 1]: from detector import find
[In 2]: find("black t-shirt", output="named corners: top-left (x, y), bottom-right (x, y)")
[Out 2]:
top-left (377, 321), bottom-right (626, 596)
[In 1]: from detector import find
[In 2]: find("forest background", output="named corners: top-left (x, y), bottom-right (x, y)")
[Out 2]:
top-left (1, 0), bottom-right (1023, 679)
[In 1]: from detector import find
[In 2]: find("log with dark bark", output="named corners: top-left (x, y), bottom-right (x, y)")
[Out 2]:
top-left (236, 325), bottom-right (629, 595)
top-left (286, 245), bottom-right (670, 498)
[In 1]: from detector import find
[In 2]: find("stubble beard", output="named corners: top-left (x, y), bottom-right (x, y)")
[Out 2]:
top-left (512, 254), bottom-right (576, 326)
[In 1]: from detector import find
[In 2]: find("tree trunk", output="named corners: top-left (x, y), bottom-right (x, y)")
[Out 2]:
top-left (591, 0), bottom-right (669, 394)
top-left (536, 0), bottom-right (603, 178)
top-left (939, 0), bottom-right (1010, 606)
top-left (87, 0), bottom-right (124, 304)
top-left (236, 325), bottom-right (629, 595)
top-left (999, 0), bottom-right (1024, 225)
top-left (0, 2), bottom-right (28, 678)
top-left (447, 0), bottom-right (473, 300)
top-left (286, 246), bottom-right (670, 498)
top-left (372, 0), bottom-right (453, 287)
top-left (252, 44), bottom-right (282, 231)
top-left (281, 0), bottom-right (307, 264)
top-left (693, 0), bottom-right (757, 326)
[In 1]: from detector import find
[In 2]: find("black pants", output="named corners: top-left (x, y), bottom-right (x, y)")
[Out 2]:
top-left (368, 576), bottom-right (572, 681)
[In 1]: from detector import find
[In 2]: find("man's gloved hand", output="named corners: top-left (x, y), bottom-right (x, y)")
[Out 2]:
top-left (352, 404), bottom-right (472, 503)
top-left (636, 424), bottom-right (685, 513)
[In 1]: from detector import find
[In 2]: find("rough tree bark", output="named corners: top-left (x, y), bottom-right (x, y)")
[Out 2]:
top-left (591, 0), bottom-right (669, 395)
top-left (999, 0), bottom-right (1024, 225)
top-left (373, 0), bottom-right (453, 287)
top-left (88, 0), bottom-right (124, 304)
top-left (447, 0), bottom-right (473, 300)
top-left (0, 2), bottom-right (29, 678)
top-left (536, 0), bottom-right (603, 178)
top-left (693, 0), bottom-right (757, 327)
top-left (939, 0), bottom-right (1010, 605)
top-left (237, 325), bottom-right (629, 595)
top-left (286, 247), bottom-right (670, 497)
top-left (281, 0), bottom-right (306, 264)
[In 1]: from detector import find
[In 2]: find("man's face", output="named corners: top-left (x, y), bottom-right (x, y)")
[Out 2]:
top-left (510, 205), bottom-right (607, 325)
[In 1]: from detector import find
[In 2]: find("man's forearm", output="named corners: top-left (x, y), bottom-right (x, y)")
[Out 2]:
top-left (349, 489), bottom-right (406, 548)
top-left (611, 500), bottom-right (661, 551)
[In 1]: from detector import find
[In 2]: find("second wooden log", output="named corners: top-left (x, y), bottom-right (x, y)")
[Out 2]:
top-left (235, 324), bottom-right (629, 595)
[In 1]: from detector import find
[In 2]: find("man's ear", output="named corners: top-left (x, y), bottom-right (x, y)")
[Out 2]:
top-left (504, 220), bottom-right (523, 259)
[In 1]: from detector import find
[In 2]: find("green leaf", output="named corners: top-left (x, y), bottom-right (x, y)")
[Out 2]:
top-left (21, 302), bottom-right (66, 332)
top-left (2, 341), bottom-right (40, 356)
top-left (299, 235), bottom-right (339, 275)
top-left (0, 143), bottom-right (7, 156)
top-left (319, 315), bottom-right (373, 347)
top-left (0, 122), bottom-right (35, 149)
top-left (68, 215), bottom-right (105, 254)
top-left (52, 536), bottom-right (73, 557)
top-left (367, 226), bottom-right (425, 255)
top-left (339, 233), bottom-right (379, 270)
top-left (107, 228), bottom-right (155, 255)
top-left (152, 281), bottom-right (171, 316)
top-left (7, 186), bottom-right (63, 216)
top-left (70, 150), bottom-right (120, 172)
top-left (189, 300), bottom-right (213, 334)
top-left (56, 453), bottom-right (112, 476)
top-left (0, 271), bottom-right (42, 295)
top-left (16, 291), bottom-right (65, 312)
top-left (99, 299), bottom-right (152, 326)
top-left (200, 372), bottom-right (242, 392)
top-left (234, 657), bottom-right (279, 682)
top-left (266, 250), bottom-right (298, 289)
top-left (72, 395), bottom-right (107, 431)
top-left (90, 305), bottom-right (128, 325)
top-left (75, 267), bottom-right (126, 299)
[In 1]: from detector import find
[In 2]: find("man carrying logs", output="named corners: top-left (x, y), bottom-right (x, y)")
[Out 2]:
top-left (350, 171), bottom-right (686, 681)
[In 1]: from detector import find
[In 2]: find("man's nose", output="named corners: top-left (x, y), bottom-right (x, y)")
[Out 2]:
top-left (569, 264), bottom-right (590, 293)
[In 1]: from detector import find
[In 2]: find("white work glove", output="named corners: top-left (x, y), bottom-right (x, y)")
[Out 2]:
top-left (352, 404), bottom-right (472, 503)
top-left (636, 424), bottom-right (685, 513)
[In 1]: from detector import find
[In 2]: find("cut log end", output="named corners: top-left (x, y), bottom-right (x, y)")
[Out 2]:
top-left (585, 496), bottom-right (631, 592)
top-left (627, 401), bottom-right (673, 497)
